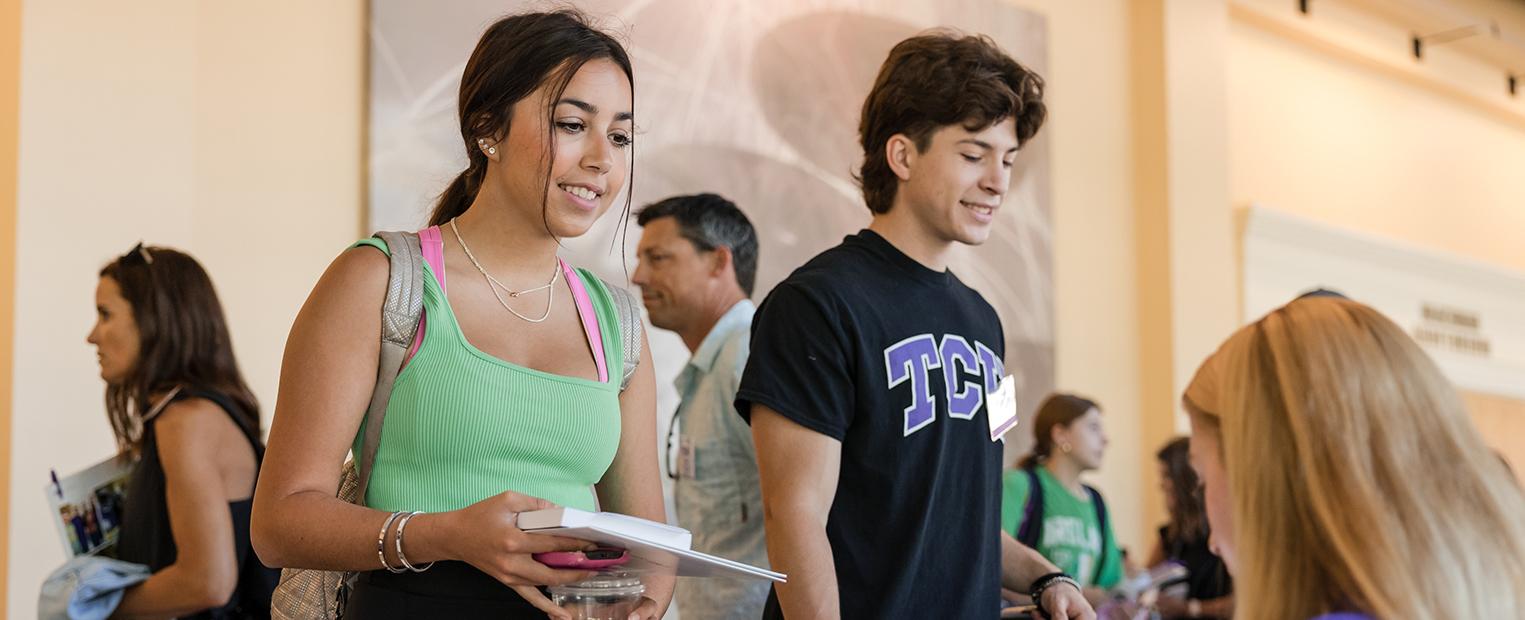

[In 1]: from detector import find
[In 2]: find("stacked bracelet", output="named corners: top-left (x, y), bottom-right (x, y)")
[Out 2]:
top-left (1029, 572), bottom-right (1081, 619)
top-left (377, 511), bottom-right (407, 573)
top-left (395, 511), bottom-right (435, 573)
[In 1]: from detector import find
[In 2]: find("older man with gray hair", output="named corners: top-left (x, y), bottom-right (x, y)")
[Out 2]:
top-left (633, 193), bottom-right (767, 620)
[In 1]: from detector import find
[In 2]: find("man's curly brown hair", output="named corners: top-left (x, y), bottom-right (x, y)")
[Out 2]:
top-left (856, 32), bottom-right (1046, 214)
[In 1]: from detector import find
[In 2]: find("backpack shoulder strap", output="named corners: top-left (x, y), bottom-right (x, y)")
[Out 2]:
top-left (601, 278), bottom-right (644, 393)
top-left (355, 230), bottom-right (424, 502)
top-left (1015, 465), bottom-right (1045, 549)
top-left (1085, 484), bottom-right (1111, 585)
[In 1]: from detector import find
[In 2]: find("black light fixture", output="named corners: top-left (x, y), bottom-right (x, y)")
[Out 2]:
top-left (1411, 22), bottom-right (1496, 60)
top-left (1298, 0), bottom-right (1310, 16)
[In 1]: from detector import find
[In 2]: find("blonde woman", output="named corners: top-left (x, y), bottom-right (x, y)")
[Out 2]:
top-left (1182, 296), bottom-right (1525, 619)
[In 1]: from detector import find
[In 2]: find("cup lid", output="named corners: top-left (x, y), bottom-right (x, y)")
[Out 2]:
top-left (548, 573), bottom-right (645, 597)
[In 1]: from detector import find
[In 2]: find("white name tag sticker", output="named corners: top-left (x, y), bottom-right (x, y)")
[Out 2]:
top-left (988, 375), bottom-right (1019, 442)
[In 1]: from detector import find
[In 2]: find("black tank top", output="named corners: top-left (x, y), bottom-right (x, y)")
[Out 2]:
top-left (115, 388), bottom-right (279, 619)
top-left (1159, 525), bottom-right (1233, 611)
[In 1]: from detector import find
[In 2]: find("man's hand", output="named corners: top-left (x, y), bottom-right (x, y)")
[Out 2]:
top-left (1039, 581), bottom-right (1095, 620)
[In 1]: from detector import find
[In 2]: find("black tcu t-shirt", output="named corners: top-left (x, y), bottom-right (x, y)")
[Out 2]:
top-left (736, 230), bottom-right (1007, 619)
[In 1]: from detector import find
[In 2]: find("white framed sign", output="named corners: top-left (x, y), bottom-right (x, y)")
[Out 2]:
top-left (1242, 206), bottom-right (1525, 400)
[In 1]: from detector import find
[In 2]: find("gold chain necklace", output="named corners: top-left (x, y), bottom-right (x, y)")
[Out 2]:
top-left (449, 219), bottom-right (558, 324)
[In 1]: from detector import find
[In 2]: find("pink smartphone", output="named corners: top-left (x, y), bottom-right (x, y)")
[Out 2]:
top-left (533, 547), bottom-right (630, 570)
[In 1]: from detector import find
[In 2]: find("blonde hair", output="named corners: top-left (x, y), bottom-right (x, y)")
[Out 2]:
top-left (1183, 297), bottom-right (1525, 619)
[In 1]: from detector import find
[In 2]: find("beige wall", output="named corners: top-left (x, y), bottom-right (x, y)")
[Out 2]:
top-left (1004, 0), bottom-right (1245, 558)
top-left (1227, 1), bottom-right (1525, 489)
top-left (1463, 391), bottom-right (1525, 483)
top-left (1026, 0), bottom-right (1525, 562)
top-left (1002, 0), bottom-right (1154, 554)
top-left (8, 2), bottom-right (363, 616)
top-left (1, 0), bottom-right (21, 613)
top-left (1228, 2), bottom-right (1525, 275)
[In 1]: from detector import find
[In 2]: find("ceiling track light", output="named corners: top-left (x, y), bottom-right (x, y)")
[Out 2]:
top-left (1411, 21), bottom-right (1499, 60)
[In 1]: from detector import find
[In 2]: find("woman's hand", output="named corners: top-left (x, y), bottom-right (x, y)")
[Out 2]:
top-left (624, 596), bottom-right (662, 620)
top-left (430, 490), bottom-right (596, 619)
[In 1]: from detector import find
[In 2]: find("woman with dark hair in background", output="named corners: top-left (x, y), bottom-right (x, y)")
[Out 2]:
top-left (89, 243), bottom-right (277, 618)
top-left (1145, 437), bottom-right (1232, 619)
top-left (251, 9), bottom-right (672, 619)
top-left (1001, 393), bottom-right (1123, 606)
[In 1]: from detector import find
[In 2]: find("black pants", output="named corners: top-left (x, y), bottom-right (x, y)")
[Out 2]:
top-left (344, 561), bottom-right (544, 619)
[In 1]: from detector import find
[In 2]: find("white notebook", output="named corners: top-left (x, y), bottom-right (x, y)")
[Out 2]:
top-left (516, 507), bottom-right (786, 583)
top-left (516, 507), bottom-right (694, 549)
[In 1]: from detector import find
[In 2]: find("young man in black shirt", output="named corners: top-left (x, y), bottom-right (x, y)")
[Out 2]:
top-left (736, 33), bottom-right (1094, 619)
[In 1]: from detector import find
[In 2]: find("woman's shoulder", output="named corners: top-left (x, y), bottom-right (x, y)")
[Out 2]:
top-left (153, 396), bottom-right (241, 453)
top-left (301, 240), bottom-right (393, 311)
top-left (1003, 467), bottom-right (1033, 495)
top-left (341, 237), bottom-right (394, 276)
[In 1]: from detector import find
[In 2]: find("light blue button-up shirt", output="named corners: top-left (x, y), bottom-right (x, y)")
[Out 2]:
top-left (672, 300), bottom-right (769, 620)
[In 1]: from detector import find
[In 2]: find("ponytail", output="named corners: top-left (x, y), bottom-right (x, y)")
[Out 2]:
top-left (1014, 393), bottom-right (1099, 470)
top-left (428, 156), bottom-right (486, 227)
top-left (1016, 450), bottom-right (1044, 470)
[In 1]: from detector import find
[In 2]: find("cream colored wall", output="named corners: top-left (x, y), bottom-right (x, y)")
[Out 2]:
top-left (1462, 391), bottom-right (1525, 481)
top-left (1228, 2), bottom-right (1525, 274)
top-left (1227, 2), bottom-right (1525, 489)
top-left (1095, 0), bottom-right (1525, 563)
top-left (1015, 0), bottom-right (1243, 559)
top-left (8, 2), bottom-right (362, 617)
top-left (0, 0), bottom-right (22, 612)
top-left (1003, 0), bottom-right (1153, 555)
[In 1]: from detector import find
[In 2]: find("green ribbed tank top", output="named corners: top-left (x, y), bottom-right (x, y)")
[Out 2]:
top-left (351, 237), bottom-right (623, 513)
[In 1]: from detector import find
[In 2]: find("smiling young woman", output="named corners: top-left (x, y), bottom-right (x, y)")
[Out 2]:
top-left (250, 10), bottom-right (671, 619)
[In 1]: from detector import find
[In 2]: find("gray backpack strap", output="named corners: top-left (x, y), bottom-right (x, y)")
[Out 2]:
top-left (355, 230), bottom-right (424, 503)
top-left (603, 281), bottom-right (644, 392)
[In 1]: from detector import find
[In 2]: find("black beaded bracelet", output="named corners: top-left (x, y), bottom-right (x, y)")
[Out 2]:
top-left (1029, 572), bottom-right (1080, 619)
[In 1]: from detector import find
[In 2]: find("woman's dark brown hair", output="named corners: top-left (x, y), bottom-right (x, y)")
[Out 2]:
top-left (100, 245), bottom-right (259, 455)
top-left (1157, 436), bottom-right (1209, 543)
top-left (429, 9), bottom-right (635, 231)
top-left (856, 31), bottom-right (1046, 215)
top-left (1016, 392), bottom-right (1097, 469)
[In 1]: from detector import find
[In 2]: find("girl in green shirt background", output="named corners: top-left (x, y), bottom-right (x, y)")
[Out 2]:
top-left (1001, 393), bottom-right (1123, 607)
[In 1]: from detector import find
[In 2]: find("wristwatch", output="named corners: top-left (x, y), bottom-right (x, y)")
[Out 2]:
top-left (1187, 598), bottom-right (1203, 618)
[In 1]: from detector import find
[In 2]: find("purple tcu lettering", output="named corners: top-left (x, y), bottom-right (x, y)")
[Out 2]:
top-left (940, 335), bottom-right (983, 420)
top-left (885, 333), bottom-right (1005, 436)
top-left (884, 334), bottom-right (942, 436)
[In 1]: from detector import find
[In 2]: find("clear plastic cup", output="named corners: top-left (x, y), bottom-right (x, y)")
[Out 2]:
top-left (547, 573), bottom-right (645, 620)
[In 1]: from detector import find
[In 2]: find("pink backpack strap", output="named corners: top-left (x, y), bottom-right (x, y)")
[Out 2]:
top-left (562, 260), bottom-right (609, 383)
top-left (403, 226), bottom-right (447, 368)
